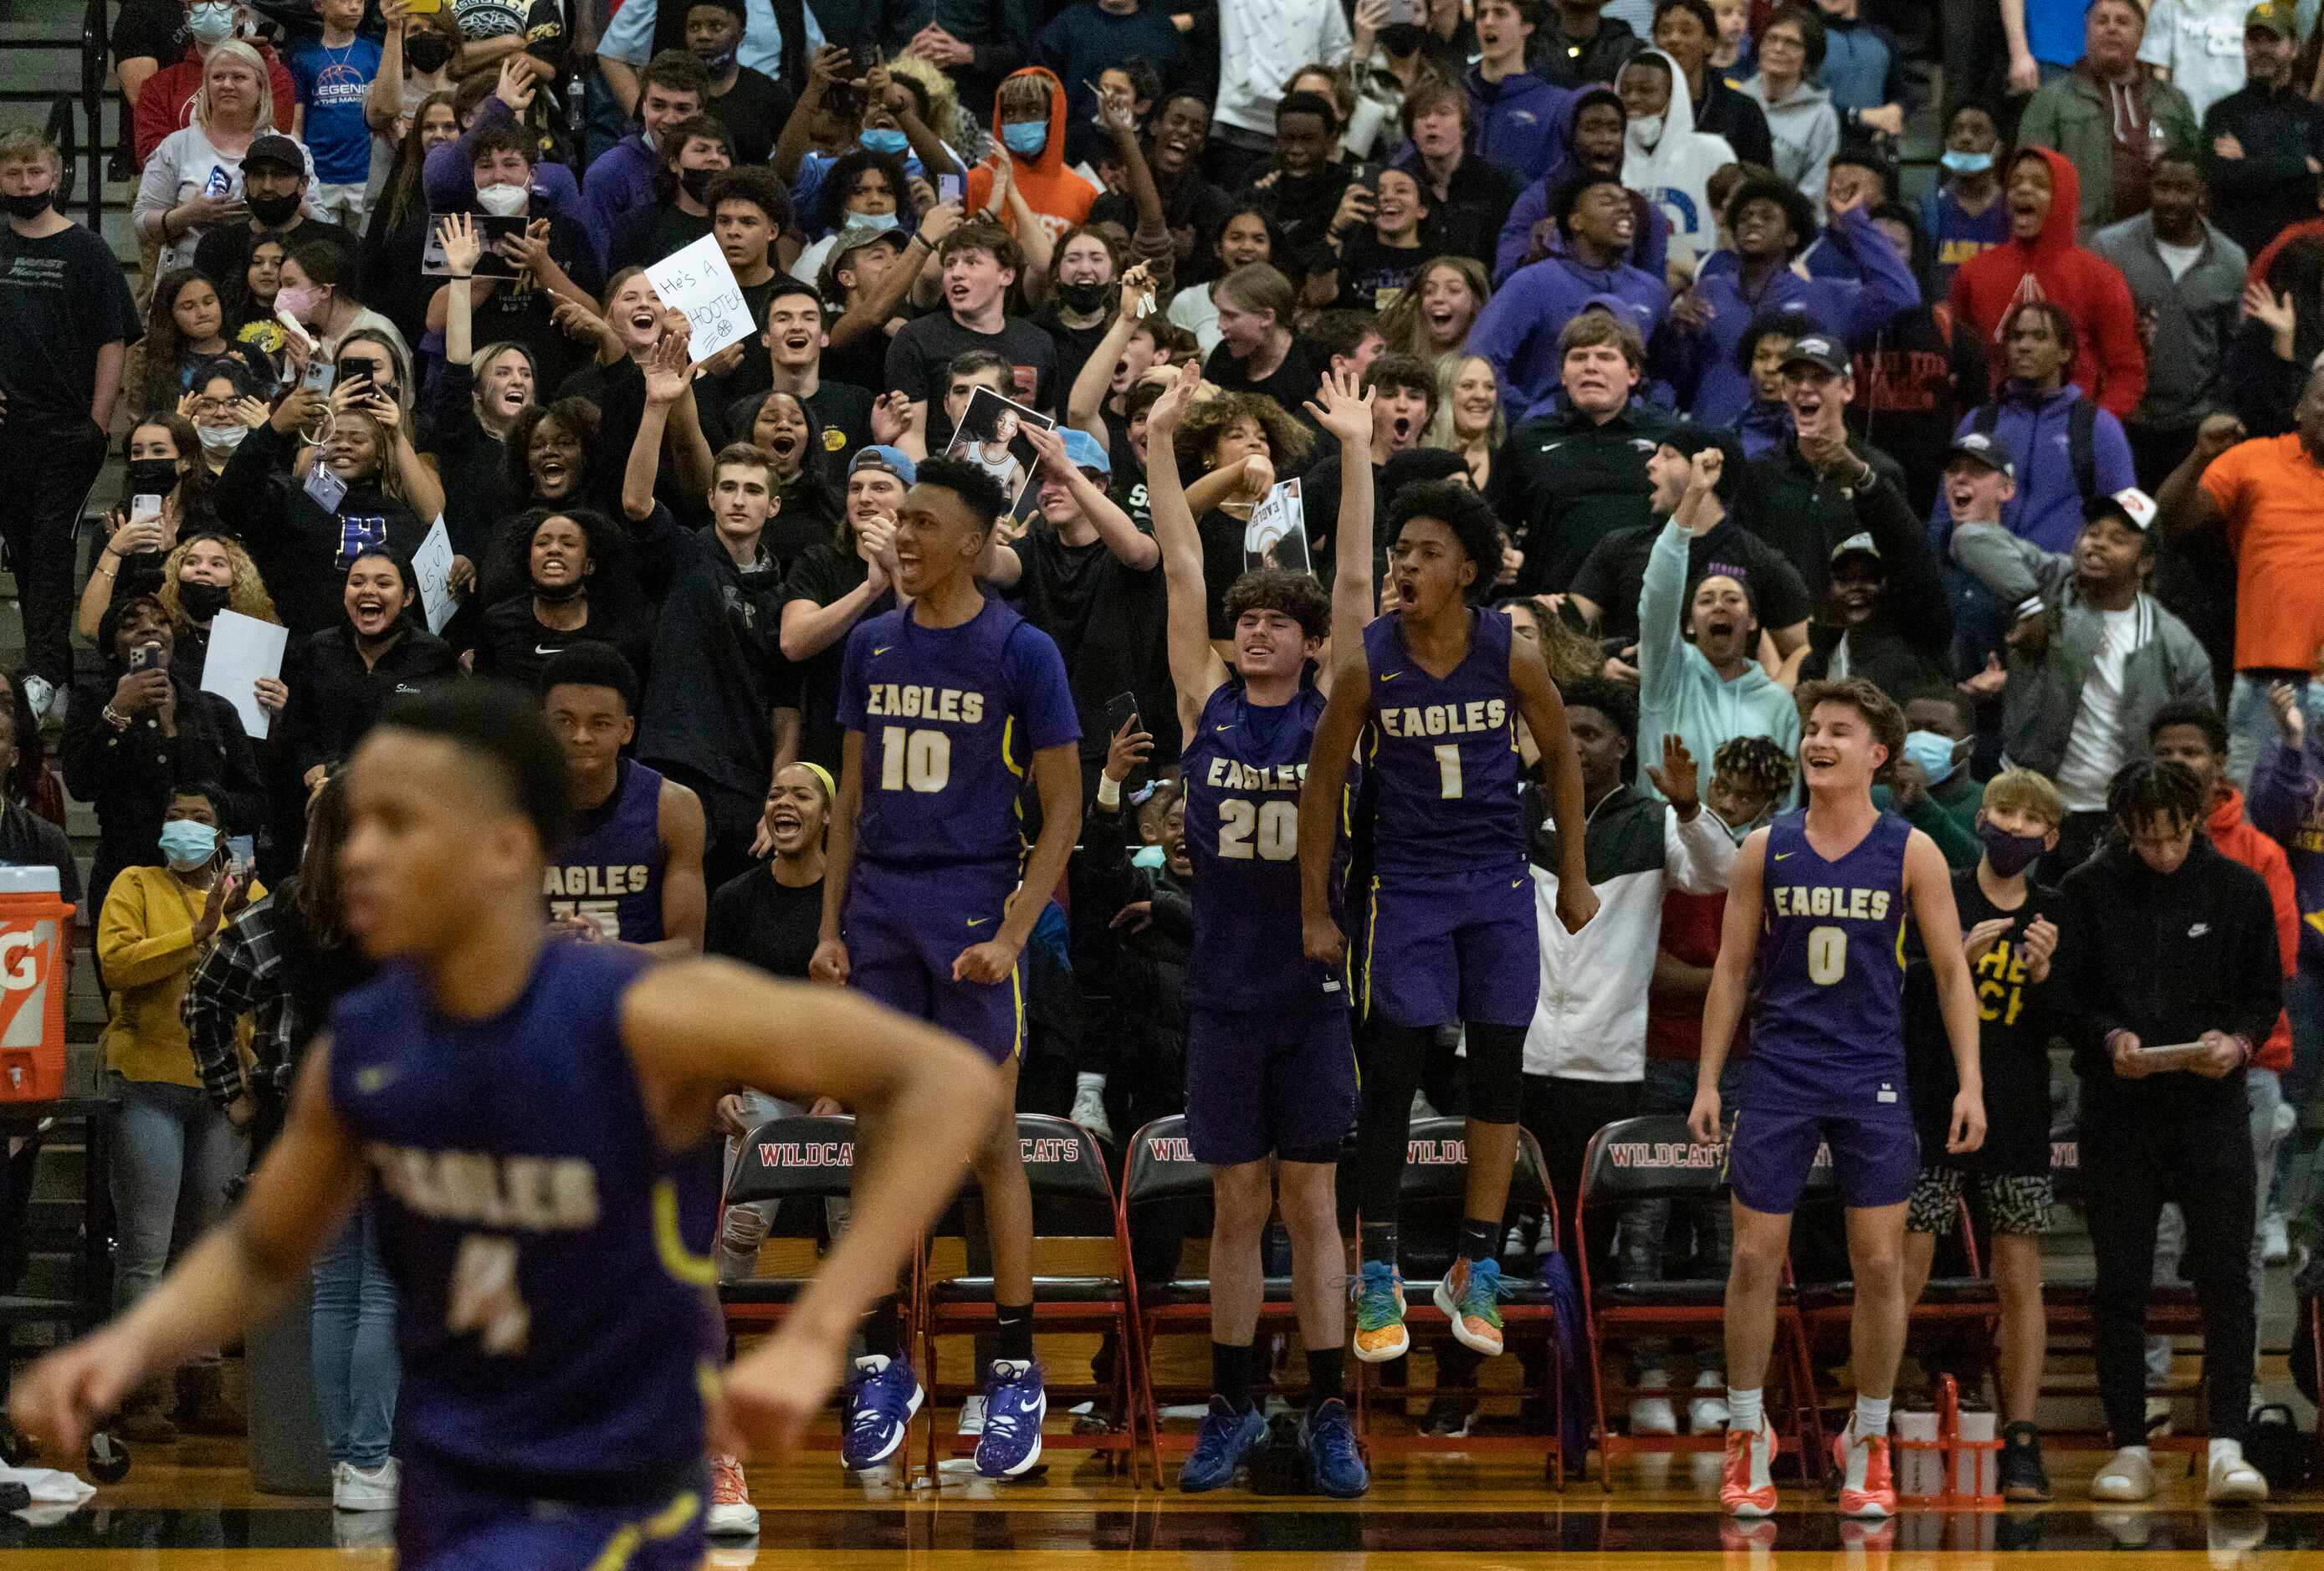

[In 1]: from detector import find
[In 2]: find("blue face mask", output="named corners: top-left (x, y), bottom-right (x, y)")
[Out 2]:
top-left (159, 819), bottom-right (218, 868)
top-left (1940, 148), bottom-right (1994, 177)
top-left (858, 128), bottom-right (909, 157)
top-left (1902, 729), bottom-right (1962, 786)
top-left (1001, 121), bottom-right (1049, 157)
top-left (846, 210), bottom-right (900, 233)
top-left (187, 3), bottom-right (236, 43)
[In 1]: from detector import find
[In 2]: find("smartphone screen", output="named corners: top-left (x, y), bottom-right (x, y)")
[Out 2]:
top-left (227, 836), bottom-right (255, 878)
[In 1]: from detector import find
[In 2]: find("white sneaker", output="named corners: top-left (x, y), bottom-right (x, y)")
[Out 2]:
top-left (1630, 1372), bottom-right (1678, 1436)
top-left (1689, 1371), bottom-right (1731, 1434)
top-left (706, 1452), bottom-right (760, 1536)
top-left (957, 1394), bottom-right (986, 1435)
top-left (2207, 1444), bottom-right (2270, 1505)
top-left (2262, 1211), bottom-right (2291, 1267)
top-left (2091, 1446), bottom-right (2157, 1502)
top-left (331, 1458), bottom-right (398, 1512)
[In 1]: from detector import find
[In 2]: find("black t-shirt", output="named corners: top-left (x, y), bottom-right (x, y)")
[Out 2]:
top-left (0, 799), bottom-right (83, 913)
top-left (1202, 338), bottom-right (1318, 423)
top-left (713, 381), bottom-right (875, 487)
top-left (0, 221), bottom-right (141, 427)
top-left (1008, 522), bottom-right (1177, 765)
top-left (636, 529), bottom-right (801, 799)
top-left (1330, 231), bottom-right (1429, 313)
top-left (705, 865), bottom-right (823, 980)
top-left (1566, 518), bottom-right (1815, 644)
top-left (469, 592), bottom-right (655, 690)
top-left (883, 311), bottom-right (1060, 437)
top-left (463, 210), bottom-right (605, 392)
top-left (192, 217), bottom-right (356, 304)
top-left (1905, 867), bottom-right (2058, 1177)
top-left (706, 69), bottom-right (790, 168)
top-left (112, 0), bottom-right (185, 64)
top-left (778, 540), bottom-right (893, 771)
top-left (1036, 308), bottom-right (1111, 407)
top-left (607, 203), bottom-right (713, 276)
top-left (822, 318), bottom-right (896, 400)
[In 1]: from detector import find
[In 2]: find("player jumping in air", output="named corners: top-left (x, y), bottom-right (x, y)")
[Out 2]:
top-left (10, 682), bottom-right (1002, 1568)
top-left (814, 456), bottom-right (1083, 1478)
top-left (1143, 360), bottom-right (1376, 1496)
top-left (1691, 640), bottom-right (1985, 1521)
top-left (1298, 458), bottom-right (1598, 1372)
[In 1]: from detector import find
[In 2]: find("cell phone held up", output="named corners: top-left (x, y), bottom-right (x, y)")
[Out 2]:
top-left (1102, 691), bottom-right (1140, 741)
top-left (129, 642), bottom-right (165, 675)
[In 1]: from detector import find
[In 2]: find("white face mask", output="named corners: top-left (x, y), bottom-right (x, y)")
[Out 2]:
top-left (1629, 115), bottom-right (1665, 151)
top-left (197, 423), bottom-right (248, 453)
top-left (475, 182), bottom-right (529, 217)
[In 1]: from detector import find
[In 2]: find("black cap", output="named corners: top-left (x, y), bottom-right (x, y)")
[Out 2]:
top-left (1779, 334), bottom-right (1850, 377)
top-left (1943, 431), bottom-right (2015, 480)
top-left (242, 134), bottom-right (305, 177)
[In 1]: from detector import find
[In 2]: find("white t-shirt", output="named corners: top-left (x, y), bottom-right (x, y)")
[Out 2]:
top-left (2154, 235), bottom-right (2205, 282)
top-left (2137, 0), bottom-right (2248, 122)
top-left (2055, 605), bottom-right (2139, 811)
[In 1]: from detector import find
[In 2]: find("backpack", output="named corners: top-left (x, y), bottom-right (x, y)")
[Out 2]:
top-left (1970, 396), bottom-right (2097, 502)
top-left (2245, 1402), bottom-right (2312, 1492)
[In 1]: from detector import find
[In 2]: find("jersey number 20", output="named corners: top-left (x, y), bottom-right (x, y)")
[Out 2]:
top-left (1219, 798), bottom-right (1296, 860)
top-left (879, 726), bottom-right (952, 792)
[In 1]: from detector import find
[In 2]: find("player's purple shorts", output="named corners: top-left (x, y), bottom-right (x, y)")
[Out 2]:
top-left (395, 1454), bottom-right (706, 1570)
top-left (845, 857), bottom-right (1023, 1063)
top-left (1185, 1001), bottom-right (1359, 1166)
top-left (1726, 1108), bottom-right (1920, 1215)
top-left (1358, 867), bottom-right (1539, 1030)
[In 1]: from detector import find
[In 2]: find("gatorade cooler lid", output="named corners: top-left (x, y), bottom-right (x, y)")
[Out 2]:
top-left (0, 867), bottom-right (60, 894)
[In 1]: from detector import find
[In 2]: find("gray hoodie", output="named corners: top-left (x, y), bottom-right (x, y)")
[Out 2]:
top-left (1739, 74), bottom-right (1840, 207)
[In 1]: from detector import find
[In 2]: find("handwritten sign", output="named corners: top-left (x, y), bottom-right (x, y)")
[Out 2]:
top-left (199, 611), bottom-right (288, 742)
top-left (412, 517), bottom-right (458, 635)
top-left (1243, 478), bottom-right (1310, 577)
top-left (644, 233), bottom-right (752, 365)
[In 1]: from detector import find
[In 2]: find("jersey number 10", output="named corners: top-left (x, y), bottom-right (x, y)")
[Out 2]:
top-left (880, 726), bottom-right (952, 792)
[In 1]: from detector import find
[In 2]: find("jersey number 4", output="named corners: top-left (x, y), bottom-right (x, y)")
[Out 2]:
top-left (1219, 798), bottom-right (1296, 861)
top-left (879, 726), bottom-right (952, 792)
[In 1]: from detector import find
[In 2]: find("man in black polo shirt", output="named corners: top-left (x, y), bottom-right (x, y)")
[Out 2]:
top-left (1566, 495), bottom-right (1813, 651)
top-left (1489, 307), bottom-right (1673, 598)
top-left (712, 278), bottom-right (873, 477)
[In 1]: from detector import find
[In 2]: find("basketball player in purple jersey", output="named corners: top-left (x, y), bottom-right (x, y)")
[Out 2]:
top-left (813, 456), bottom-right (1083, 1477)
top-left (1142, 361), bottom-right (1376, 1496)
top-left (1298, 472), bottom-right (1599, 1369)
top-left (12, 683), bottom-right (1001, 1568)
top-left (1691, 663), bottom-right (1985, 1521)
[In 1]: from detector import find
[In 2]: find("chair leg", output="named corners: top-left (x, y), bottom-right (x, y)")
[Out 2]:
top-left (1585, 1319), bottom-right (1615, 1492)
top-left (1138, 1315), bottom-right (1165, 1488)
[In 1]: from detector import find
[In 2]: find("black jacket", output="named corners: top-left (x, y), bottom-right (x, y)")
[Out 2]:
top-left (279, 622), bottom-right (461, 780)
top-left (2055, 834), bottom-right (2284, 1113)
top-left (213, 422), bottom-right (427, 636)
top-left (1743, 435), bottom-right (1912, 603)
top-left (2201, 80), bottom-right (2324, 263)
top-left (1492, 397), bottom-right (1676, 597)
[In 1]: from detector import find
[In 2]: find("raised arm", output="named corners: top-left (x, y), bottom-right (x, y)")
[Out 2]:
top-left (832, 206), bottom-right (958, 356)
top-left (1690, 827), bottom-right (1767, 1140)
top-left (438, 213), bottom-right (481, 371)
top-left (776, 46), bottom-right (848, 181)
top-left (1297, 638), bottom-right (1372, 961)
top-left (1020, 424), bottom-right (1155, 568)
top-left (1067, 269), bottom-right (1152, 441)
top-left (1303, 366), bottom-right (1378, 688)
top-left (2157, 412), bottom-right (2244, 536)
top-left (1143, 361), bottom-right (1231, 734)
top-left (623, 332), bottom-right (688, 523)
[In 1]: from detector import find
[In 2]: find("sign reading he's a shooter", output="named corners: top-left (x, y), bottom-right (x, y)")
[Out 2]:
top-left (645, 233), bottom-right (751, 364)
top-left (1244, 478), bottom-right (1311, 576)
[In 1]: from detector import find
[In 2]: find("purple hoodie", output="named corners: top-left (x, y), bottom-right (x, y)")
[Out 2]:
top-left (1471, 259), bottom-right (1671, 420)
top-left (2249, 733), bottom-right (2324, 970)
top-left (1494, 91), bottom-right (1671, 286)
top-left (422, 97), bottom-right (595, 267)
top-left (1466, 64), bottom-right (1574, 182)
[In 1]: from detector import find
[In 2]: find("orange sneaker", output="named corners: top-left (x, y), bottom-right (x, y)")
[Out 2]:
top-left (1719, 1415), bottom-right (1777, 1517)
top-left (1352, 1259), bottom-right (1410, 1362)
top-left (1431, 1256), bottom-right (1508, 1357)
top-left (1834, 1423), bottom-right (1896, 1519)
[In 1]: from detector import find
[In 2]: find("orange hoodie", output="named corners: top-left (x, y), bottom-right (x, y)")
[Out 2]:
top-left (2209, 786), bottom-right (2296, 1073)
top-left (1948, 146), bottom-right (2147, 420)
top-left (963, 67), bottom-right (1098, 247)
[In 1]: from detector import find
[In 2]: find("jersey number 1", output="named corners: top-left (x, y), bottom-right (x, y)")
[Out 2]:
top-left (879, 726), bottom-right (952, 792)
top-left (1434, 744), bottom-right (1463, 800)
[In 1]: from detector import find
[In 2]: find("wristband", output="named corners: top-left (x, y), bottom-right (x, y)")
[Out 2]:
top-left (1096, 774), bottom-right (1122, 808)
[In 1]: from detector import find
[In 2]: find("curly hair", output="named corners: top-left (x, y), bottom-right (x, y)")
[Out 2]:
top-left (503, 397), bottom-right (603, 501)
top-left (485, 506), bottom-right (642, 621)
top-left (1223, 569), bottom-right (1331, 642)
top-left (156, 531), bottom-right (279, 628)
top-left (820, 147), bottom-right (912, 234)
top-left (1385, 478), bottom-right (1503, 602)
top-left (1172, 391), bottom-right (1313, 473)
top-left (1712, 734), bottom-right (1797, 802)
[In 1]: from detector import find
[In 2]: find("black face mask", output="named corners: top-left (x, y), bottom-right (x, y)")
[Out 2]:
top-left (677, 165), bottom-right (719, 202)
top-left (124, 458), bottom-right (182, 500)
top-left (178, 581), bottom-right (232, 622)
top-left (1056, 279), bottom-right (1111, 314)
top-left (405, 32), bottom-right (453, 73)
top-left (247, 190), bottom-right (301, 228)
top-left (1380, 22), bottom-right (1428, 54)
top-left (0, 189), bottom-right (54, 220)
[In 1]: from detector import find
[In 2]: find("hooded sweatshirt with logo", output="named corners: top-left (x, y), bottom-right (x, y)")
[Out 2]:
top-left (964, 67), bottom-right (1100, 244)
top-left (1471, 254), bottom-right (1671, 421)
top-left (1620, 49), bottom-right (1734, 264)
top-left (1494, 90), bottom-right (1673, 285)
top-left (1948, 146), bottom-right (2147, 419)
top-left (1464, 59), bottom-right (1573, 180)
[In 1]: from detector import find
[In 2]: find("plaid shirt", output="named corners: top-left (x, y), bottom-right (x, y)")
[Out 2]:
top-left (182, 893), bottom-right (303, 1111)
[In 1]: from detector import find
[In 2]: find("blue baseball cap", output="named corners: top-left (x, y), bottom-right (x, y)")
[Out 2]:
top-left (1059, 426), bottom-right (1111, 476)
top-left (848, 445), bottom-right (915, 484)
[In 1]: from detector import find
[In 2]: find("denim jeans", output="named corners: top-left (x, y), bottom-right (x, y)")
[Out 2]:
top-left (2225, 673), bottom-right (2324, 791)
top-left (108, 1074), bottom-right (248, 1314)
top-left (311, 1198), bottom-right (397, 1469)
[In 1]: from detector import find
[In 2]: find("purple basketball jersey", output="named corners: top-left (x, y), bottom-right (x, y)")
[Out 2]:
top-left (1359, 606), bottom-right (1527, 880)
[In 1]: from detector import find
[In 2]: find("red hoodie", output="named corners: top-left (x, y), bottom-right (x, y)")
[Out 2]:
top-left (2209, 786), bottom-right (2296, 1073)
top-left (1948, 146), bottom-right (2146, 421)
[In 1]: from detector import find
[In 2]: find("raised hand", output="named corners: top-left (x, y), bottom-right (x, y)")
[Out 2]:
top-left (1103, 714), bottom-right (1152, 786)
top-left (501, 219), bottom-right (554, 279)
top-left (918, 199), bottom-right (965, 247)
top-left (1644, 732), bottom-right (1700, 808)
top-left (1144, 360), bottom-right (1202, 438)
top-left (643, 329), bottom-right (690, 407)
top-left (2193, 410), bottom-right (2247, 463)
top-left (2270, 679), bottom-right (2307, 749)
top-left (1019, 421), bottom-right (1077, 482)
top-left (495, 54), bottom-right (538, 111)
top-left (438, 211), bottom-right (482, 278)
top-left (1303, 364), bottom-right (1375, 449)
top-left (1116, 261), bottom-right (1154, 325)
top-left (1963, 915), bottom-right (2012, 963)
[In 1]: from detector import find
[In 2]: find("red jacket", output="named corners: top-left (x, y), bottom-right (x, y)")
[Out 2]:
top-left (1948, 146), bottom-right (2146, 420)
top-left (2209, 786), bottom-right (2296, 1072)
top-left (132, 43), bottom-right (299, 168)
top-left (2248, 216), bottom-right (2324, 287)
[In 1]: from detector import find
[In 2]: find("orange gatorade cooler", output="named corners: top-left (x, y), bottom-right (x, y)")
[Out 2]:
top-left (0, 867), bottom-right (71, 1102)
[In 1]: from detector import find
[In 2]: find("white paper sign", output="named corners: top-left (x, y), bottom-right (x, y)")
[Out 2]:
top-left (412, 517), bottom-right (458, 635)
top-left (199, 610), bottom-right (289, 742)
top-left (644, 233), bottom-right (752, 365)
top-left (1243, 478), bottom-right (1311, 576)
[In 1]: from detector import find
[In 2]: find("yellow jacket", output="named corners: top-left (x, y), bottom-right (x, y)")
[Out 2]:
top-left (99, 866), bottom-right (265, 1087)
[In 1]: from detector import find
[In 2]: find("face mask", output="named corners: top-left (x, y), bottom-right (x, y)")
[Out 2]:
top-left (158, 819), bottom-right (217, 868)
top-left (1131, 844), bottom-right (1166, 870)
top-left (197, 423), bottom-right (248, 453)
top-left (845, 208), bottom-right (899, 233)
top-left (1902, 729), bottom-right (1962, 786)
top-left (677, 165), bottom-right (718, 201)
top-left (1380, 21), bottom-right (1427, 54)
top-left (1940, 148), bottom-right (1994, 177)
top-left (1978, 819), bottom-right (2049, 878)
top-left (247, 190), bottom-right (300, 227)
top-left (187, 3), bottom-right (237, 44)
top-left (405, 31), bottom-right (453, 73)
top-left (1002, 121), bottom-right (1050, 157)
top-left (1056, 279), bottom-right (1110, 313)
top-left (0, 188), bottom-right (54, 221)
top-left (858, 127), bottom-right (910, 157)
top-left (125, 458), bottom-right (182, 499)
top-left (475, 182), bottom-right (530, 217)
top-left (179, 580), bottom-right (231, 621)
top-left (274, 282), bottom-right (322, 323)
top-left (1628, 115), bottom-right (1664, 151)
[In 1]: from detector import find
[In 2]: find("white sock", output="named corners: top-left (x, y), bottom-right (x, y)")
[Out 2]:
top-left (1728, 1386), bottom-right (1763, 1435)
top-left (1854, 1394), bottom-right (1891, 1440)
top-left (2210, 1437), bottom-right (2245, 1467)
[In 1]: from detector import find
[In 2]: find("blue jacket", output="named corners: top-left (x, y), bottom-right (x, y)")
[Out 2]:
top-left (1496, 168), bottom-right (1671, 288)
top-left (1737, 397), bottom-right (1792, 459)
top-left (1466, 65), bottom-right (1573, 181)
top-left (2248, 732), bottom-right (2324, 972)
top-left (1471, 255), bottom-right (1671, 420)
top-left (1679, 204), bottom-right (1918, 426)
top-left (1927, 381), bottom-right (2135, 555)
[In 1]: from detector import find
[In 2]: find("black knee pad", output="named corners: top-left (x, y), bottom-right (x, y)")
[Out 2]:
top-left (1463, 1022), bottom-right (1526, 1124)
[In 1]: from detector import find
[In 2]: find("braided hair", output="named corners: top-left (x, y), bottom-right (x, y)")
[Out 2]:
top-left (2105, 759), bottom-right (2208, 835)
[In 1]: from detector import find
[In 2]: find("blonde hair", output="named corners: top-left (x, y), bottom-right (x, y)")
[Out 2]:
top-left (1425, 353), bottom-right (1503, 453)
top-left (1982, 767), bottom-right (2065, 828)
top-left (156, 534), bottom-right (279, 627)
top-left (887, 54), bottom-right (966, 151)
top-left (194, 41), bottom-right (277, 132)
